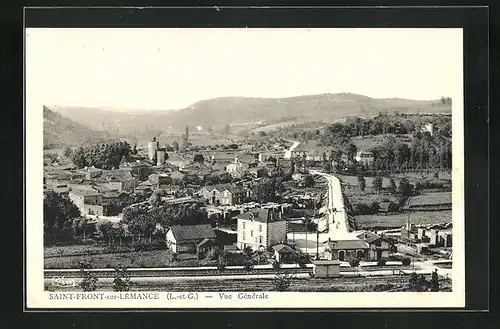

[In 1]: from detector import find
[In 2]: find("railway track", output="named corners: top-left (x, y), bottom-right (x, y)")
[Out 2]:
top-left (44, 266), bottom-right (313, 279)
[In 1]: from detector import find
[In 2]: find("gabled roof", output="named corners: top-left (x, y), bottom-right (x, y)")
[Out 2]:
top-left (356, 231), bottom-right (381, 244)
top-left (97, 169), bottom-right (135, 182)
top-left (202, 184), bottom-right (248, 195)
top-left (272, 244), bottom-right (294, 253)
top-left (168, 224), bottom-right (216, 241)
top-left (237, 208), bottom-right (282, 224)
top-left (325, 239), bottom-right (369, 250)
top-left (197, 238), bottom-right (214, 248)
top-left (70, 189), bottom-right (100, 197)
top-left (139, 180), bottom-right (154, 187)
top-left (134, 185), bottom-right (152, 190)
top-left (312, 259), bottom-right (341, 265)
top-left (102, 191), bottom-right (120, 198)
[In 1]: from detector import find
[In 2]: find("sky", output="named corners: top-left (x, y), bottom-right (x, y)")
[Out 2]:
top-left (26, 28), bottom-right (462, 111)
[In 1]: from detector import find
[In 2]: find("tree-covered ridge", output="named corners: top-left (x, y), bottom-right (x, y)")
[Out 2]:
top-left (269, 113), bottom-right (452, 173)
top-left (71, 141), bottom-right (131, 170)
top-left (43, 106), bottom-right (107, 148)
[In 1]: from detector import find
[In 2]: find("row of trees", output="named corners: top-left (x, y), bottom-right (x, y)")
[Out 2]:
top-left (71, 141), bottom-right (131, 169)
top-left (121, 203), bottom-right (210, 243)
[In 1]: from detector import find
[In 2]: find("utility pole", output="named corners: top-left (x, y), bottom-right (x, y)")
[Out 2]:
top-left (316, 231), bottom-right (319, 260)
top-left (305, 217), bottom-right (308, 256)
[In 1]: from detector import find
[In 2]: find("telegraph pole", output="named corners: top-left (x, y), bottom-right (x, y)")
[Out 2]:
top-left (305, 216), bottom-right (308, 256)
top-left (316, 231), bottom-right (320, 259)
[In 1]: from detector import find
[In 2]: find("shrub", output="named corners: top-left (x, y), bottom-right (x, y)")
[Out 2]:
top-left (113, 265), bottom-right (131, 292)
top-left (217, 251), bottom-right (228, 271)
top-left (377, 259), bottom-right (387, 266)
top-left (402, 257), bottom-right (411, 266)
top-left (78, 260), bottom-right (98, 292)
top-left (349, 258), bottom-right (360, 267)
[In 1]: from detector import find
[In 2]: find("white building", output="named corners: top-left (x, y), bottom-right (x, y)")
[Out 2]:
top-left (236, 208), bottom-right (287, 251)
top-left (354, 150), bottom-right (374, 166)
top-left (421, 123), bottom-right (434, 136)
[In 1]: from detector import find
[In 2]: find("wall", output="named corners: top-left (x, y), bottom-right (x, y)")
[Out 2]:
top-left (287, 231), bottom-right (329, 256)
top-left (237, 218), bottom-right (267, 250)
top-left (83, 204), bottom-right (104, 216)
top-left (68, 193), bottom-right (84, 209)
top-left (166, 230), bottom-right (177, 253)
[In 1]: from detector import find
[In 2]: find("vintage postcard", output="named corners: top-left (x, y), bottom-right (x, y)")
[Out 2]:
top-left (25, 27), bottom-right (465, 309)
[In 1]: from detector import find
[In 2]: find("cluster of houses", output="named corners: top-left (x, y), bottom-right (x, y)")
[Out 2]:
top-left (44, 138), bottom-right (405, 268)
top-left (398, 222), bottom-right (452, 255)
top-left (43, 137), bottom-right (291, 218)
top-left (164, 205), bottom-right (392, 266)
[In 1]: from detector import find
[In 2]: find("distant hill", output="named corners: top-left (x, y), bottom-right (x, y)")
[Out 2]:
top-left (48, 93), bottom-right (452, 136)
top-left (43, 106), bottom-right (108, 148)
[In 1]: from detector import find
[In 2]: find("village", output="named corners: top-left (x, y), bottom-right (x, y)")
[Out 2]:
top-left (44, 117), bottom-right (453, 291)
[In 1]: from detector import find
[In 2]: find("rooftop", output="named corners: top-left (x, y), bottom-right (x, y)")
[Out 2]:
top-left (325, 239), bottom-right (369, 250)
top-left (272, 244), bottom-right (295, 253)
top-left (169, 224), bottom-right (216, 241)
top-left (237, 208), bottom-right (283, 223)
top-left (70, 189), bottom-right (100, 197)
top-left (356, 231), bottom-right (381, 244)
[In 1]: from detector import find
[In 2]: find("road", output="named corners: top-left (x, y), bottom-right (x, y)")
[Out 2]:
top-left (413, 260), bottom-right (453, 279)
top-left (309, 169), bottom-right (351, 238)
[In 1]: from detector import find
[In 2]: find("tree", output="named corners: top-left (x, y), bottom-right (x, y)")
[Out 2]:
top-left (229, 143), bottom-right (239, 150)
top-left (272, 261), bottom-right (293, 291)
top-left (172, 140), bottom-right (180, 152)
top-left (71, 141), bottom-right (131, 169)
top-left (389, 178), bottom-right (397, 192)
top-left (398, 178), bottom-right (413, 197)
top-left (373, 175), bottom-right (383, 193)
top-left (253, 178), bottom-right (281, 202)
top-left (44, 191), bottom-right (81, 244)
top-left (409, 272), bottom-right (429, 292)
top-left (185, 125), bottom-right (189, 141)
top-left (62, 146), bottom-right (72, 158)
top-left (223, 124), bottom-right (230, 135)
top-left (357, 174), bottom-right (366, 192)
top-left (349, 258), bottom-right (360, 268)
top-left (148, 189), bottom-right (165, 207)
top-left (79, 260), bottom-right (98, 291)
top-left (121, 206), bottom-right (157, 243)
top-left (194, 153), bottom-right (204, 163)
top-left (259, 131), bottom-right (267, 137)
top-left (218, 251), bottom-right (228, 271)
top-left (98, 221), bottom-right (114, 246)
top-left (71, 147), bottom-right (87, 168)
top-left (113, 265), bottom-right (132, 291)
top-left (430, 269), bottom-right (440, 292)
top-left (243, 246), bottom-right (255, 271)
top-left (303, 174), bottom-right (315, 188)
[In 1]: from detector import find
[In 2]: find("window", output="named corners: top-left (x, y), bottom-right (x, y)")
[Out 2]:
top-left (250, 230), bottom-right (253, 237)
top-left (259, 224), bottom-right (262, 233)
top-left (243, 222), bottom-right (246, 229)
top-left (258, 236), bottom-right (262, 244)
top-left (243, 231), bottom-right (246, 240)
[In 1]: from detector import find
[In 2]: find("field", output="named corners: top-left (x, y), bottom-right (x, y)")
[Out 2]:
top-left (336, 174), bottom-right (393, 189)
top-left (354, 210), bottom-right (452, 230)
top-left (393, 171), bottom-right (452, 181)
top-left (44, 247), bottom-right (204, 269)
top-left (351, 134), bottom-right (413, 150)
top-left (409, 192), bottom-right (451, 206)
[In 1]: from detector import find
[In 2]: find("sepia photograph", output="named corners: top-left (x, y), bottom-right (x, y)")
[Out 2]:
top-left (26, 26), bottom-right (465, 308)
